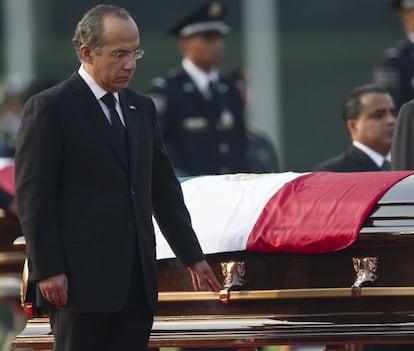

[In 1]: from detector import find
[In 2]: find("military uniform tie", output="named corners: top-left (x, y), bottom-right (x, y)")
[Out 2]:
top-left (207, 80), bottom-right (217, 99)
top-left (381, 159), bottom-right (391, 171)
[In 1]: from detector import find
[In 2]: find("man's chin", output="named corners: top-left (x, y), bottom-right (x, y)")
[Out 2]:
top-left (115, 78), bottom-right (131, 88)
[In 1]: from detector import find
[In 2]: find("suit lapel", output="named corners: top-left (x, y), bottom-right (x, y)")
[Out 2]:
top-left (69, 73), bottom-right (129, 171)
top-left (350, 146), bottom-right (381, 171)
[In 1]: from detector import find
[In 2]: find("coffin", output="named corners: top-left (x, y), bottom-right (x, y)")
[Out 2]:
top-left (12, 171), bottom-right (414, 350)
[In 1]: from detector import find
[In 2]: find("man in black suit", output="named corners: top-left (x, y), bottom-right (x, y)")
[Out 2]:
top-left (313, 84), bottom-right (396, 172)
top-left (314, 85), bottom-right (410, 351)
top-left (15, 5), bottom-right (221, 351)
top-left (392, 99), bottom-right (414, 170)
top-left (146, 1), bottom-right (249, 176)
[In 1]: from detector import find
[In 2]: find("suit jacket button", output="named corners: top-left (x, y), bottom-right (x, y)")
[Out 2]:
top-left (130, 188), bottom-right (135, 196)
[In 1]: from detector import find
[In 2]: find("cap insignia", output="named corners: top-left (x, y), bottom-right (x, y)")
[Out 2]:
top-left (209, 2), bottom-right (222, 18)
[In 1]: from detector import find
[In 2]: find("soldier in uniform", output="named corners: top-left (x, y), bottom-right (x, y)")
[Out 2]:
top-left (147, 3), bottom-right (246, 351)
top-left (146, 1), bottom-right (248, 176)
top-left (372, 0), bottom-right (414, 111)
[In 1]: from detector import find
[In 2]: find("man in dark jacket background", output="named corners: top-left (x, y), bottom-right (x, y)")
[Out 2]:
top-left (313, 84), bottom-right (396, 172)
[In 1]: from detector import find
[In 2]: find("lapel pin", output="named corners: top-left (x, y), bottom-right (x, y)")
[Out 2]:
top-left (128, 105), bottom-right (136, 110)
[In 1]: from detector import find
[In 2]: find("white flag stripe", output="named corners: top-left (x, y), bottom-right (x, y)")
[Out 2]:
top-left (155, 172), bottom-right (308, 260)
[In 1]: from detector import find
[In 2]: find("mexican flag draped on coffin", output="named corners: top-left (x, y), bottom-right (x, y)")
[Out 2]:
top-left (154, 171), bottom-right (413, 260)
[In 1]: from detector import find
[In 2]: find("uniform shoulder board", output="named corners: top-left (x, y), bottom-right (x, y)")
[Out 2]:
top-left (373, 65), bottom-right (400, 87)
top-left (384, 47), bottom-right (401, 59)
top-left (235, 79), bottom-right (244, 92)
top-left (150, 77), bottom-right (167, 89)
top-left (166, 67), bottom-right (181, 78)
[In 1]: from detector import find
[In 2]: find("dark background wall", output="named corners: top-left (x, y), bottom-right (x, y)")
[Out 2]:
top-left (0, 0), bottom-right (403, 171)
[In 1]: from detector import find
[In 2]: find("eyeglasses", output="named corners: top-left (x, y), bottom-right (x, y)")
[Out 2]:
top-left (107, 49), bottom-right (144, 61)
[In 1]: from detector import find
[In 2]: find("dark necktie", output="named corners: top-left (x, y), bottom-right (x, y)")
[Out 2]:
top-left (381, 159), bottom-right (391, 171)
top-left (100, 93), bottom-right (129, 169)
top-left (207, 80), bottom-right (217, 99)
top-left (101, 93), bottom-right (127, 144)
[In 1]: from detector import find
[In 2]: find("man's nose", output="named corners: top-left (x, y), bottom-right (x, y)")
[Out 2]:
top-left (388, 114), bottom-right (397, 124)
top-left (123, 59), bottom-right (136, 70)
top-left (386, 109), bottom-right (397, 123)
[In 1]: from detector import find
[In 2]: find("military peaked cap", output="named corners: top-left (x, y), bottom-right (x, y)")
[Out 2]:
top-left (168, 1), bottom-right (230, 37)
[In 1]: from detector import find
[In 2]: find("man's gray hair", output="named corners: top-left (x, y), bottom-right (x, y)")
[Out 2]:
top-left (72, 4), bottom-right (132, 61)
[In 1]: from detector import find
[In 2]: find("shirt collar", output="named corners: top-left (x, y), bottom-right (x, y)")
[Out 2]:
top-left (78, 65), bottom-right (120, 103)
top-left (182, 58), bottom-right (219, 94)
top-left (352, 140), bottom-right (391, 167)
top-left (408, 32), bottom-right (414, 44)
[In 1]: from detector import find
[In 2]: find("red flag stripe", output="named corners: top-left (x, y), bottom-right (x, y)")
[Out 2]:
top-left (0, 163), bottom-right (15, 196)
top-left (247, 171), bottom-right (414, 254)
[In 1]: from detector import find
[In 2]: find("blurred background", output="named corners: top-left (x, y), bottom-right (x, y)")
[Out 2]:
top-left (0, 0), bottom-right (403, 171)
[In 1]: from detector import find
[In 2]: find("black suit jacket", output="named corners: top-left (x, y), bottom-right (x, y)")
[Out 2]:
top-left (312, 145), bottom-right (382, 172)
top-left (15, 72), bottom-right (204, 313)
top-left (392, 100), bottom-right (414, 170)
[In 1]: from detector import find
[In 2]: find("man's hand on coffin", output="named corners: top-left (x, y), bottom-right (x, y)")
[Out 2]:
top-left (39, 273), bottom-right (68, 306)
top-left (187, 260), bottom-right (221, 291)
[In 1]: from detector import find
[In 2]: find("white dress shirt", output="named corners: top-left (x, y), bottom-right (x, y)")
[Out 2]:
top-left (353, 140), bottom-right (391, 168)
top-left (182, 58), bottom-right (219, 98)
top-left (78, 65), bottom-right (125, 126)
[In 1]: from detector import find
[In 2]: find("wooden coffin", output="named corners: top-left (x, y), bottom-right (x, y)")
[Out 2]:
top-left (12, 173), bottom-right (414, 349)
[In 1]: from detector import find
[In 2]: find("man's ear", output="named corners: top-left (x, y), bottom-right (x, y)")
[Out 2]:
top-left (80, 45), bottom-right (93, 64)
top-left (346, 118), bottom-right (357, 135)
top-left (177, 37), bottom-right (188, 54)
